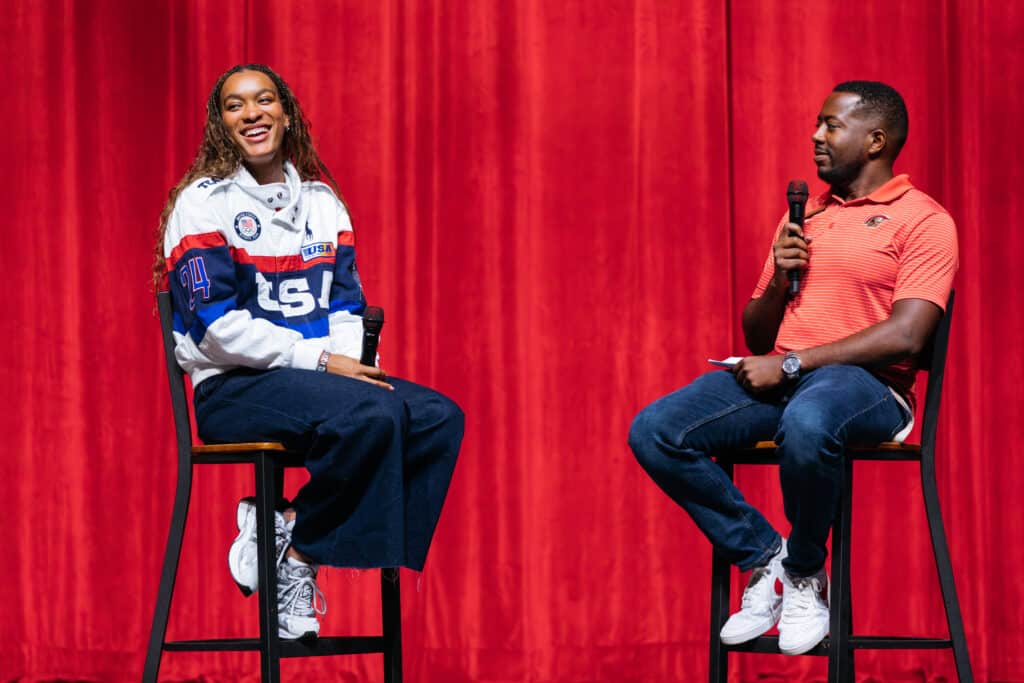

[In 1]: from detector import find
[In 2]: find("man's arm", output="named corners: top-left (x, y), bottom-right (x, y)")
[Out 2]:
top-left (734, 298), bottom-right (943, 393)
top-left (742, 274), bottom-right (788, 354)
top-left (743, 221), bottom-right (809, 354)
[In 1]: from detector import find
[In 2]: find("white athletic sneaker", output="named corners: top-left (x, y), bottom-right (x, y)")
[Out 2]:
top-left (720, 541), bottom-right (788, 645)
top-left (778, 569), bottom-right (830, 655)
top-left (228, 498), bottom-right (294, 596)
top-left (277, 558), bottom-right (327, 639)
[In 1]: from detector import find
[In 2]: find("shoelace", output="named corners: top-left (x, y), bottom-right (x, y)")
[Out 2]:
top-left (239, 501), bottom-right (293, 568)
top-left (782, 577), bottom-right (823, 620)
top-left (274, 517), bottom-right (294, 568)
top-left (279, 567), bottom-right (328, 617)
top-left (739, 567), bottom-right (772, 611)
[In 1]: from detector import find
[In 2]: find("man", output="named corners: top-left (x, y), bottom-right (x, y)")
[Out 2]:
top-left (628, 81), bottom-right (957, 655)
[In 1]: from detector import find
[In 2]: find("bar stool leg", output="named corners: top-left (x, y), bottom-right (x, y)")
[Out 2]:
top-left (143, 462), bottom-right (193, 683)
top-left (841, 462), bottom-right (855, 683)
top-left (921, 454), bottom-right (973, 682)
top-left (256, 454), bottom-right (282, 683)
top-left (828, 459), bottom-right (854, 683)
top-left (382, 568), bottom-right (403, 683)
top-left (708, 460), bottom-right (733, 683)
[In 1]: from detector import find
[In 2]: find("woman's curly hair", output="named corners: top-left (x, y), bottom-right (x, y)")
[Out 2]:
top-left (152, 63), bottom-right (342, 288)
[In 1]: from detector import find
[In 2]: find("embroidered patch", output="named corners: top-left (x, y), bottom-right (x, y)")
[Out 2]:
top-left (864, 214), bottom-right (891, 228)
top-left (300, 242), bottom-right (336, 261)
top-left (197, 177), bottom-right (222, 190)
top-left (234, 212), bottom-right (262, 241)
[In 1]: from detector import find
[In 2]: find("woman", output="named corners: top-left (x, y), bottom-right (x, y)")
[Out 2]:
top-left (154, 64), bottom-right (464, 639)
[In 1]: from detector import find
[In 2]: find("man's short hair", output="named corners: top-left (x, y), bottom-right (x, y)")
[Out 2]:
top-left (833, 80), bottom-right (909, 158)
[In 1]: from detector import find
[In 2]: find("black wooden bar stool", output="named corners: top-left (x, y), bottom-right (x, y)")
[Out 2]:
top-left (144, 291), bottom-right (402, 682)
top-left (708, 291), bottom-right (972, 683)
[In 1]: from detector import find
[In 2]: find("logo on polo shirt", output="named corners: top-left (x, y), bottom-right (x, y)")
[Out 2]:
top-left (234, 212), bottom-right (262, 241)
top-left (865, 214), bottom-right (891, 228)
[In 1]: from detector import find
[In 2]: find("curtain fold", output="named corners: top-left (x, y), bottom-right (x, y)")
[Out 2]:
top-left (0, 0), bottom-right (1019, 680)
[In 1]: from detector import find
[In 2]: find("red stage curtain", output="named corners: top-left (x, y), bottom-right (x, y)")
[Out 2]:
top-left (0, 0), bottom-right (1020, 680)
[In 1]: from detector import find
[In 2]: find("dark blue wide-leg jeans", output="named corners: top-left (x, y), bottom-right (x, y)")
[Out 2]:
top-left (628, 366), bottom-right (909, 576)
top-left (194, 368), bottom-right (464, 571)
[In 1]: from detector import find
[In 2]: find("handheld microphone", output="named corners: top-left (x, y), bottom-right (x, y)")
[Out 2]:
top-left (360, 306), bottom-right (385, 367)
top-left (786, 180), bottom-right (809, 296)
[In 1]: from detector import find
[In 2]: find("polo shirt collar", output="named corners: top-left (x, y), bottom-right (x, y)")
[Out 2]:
top-left (822, 174), bottom-right (914, 207)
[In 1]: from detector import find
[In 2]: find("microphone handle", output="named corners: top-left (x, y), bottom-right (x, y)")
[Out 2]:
top-left (360, 330), bottom-right (380, 367)
top-left (788, 203), bottom-right (806, 296)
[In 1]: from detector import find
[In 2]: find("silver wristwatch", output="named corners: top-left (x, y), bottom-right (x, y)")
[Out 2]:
top-left (782, 352), bottom-right (802, 381)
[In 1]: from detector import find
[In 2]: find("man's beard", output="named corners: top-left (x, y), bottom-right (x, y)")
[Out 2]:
top-left (817, 158), bottom-right (862, 188)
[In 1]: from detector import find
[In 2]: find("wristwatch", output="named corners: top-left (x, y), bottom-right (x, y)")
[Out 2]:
top-left (316, 350), bottom-right (331, 373)
top-left (782, 352), bottom-right (802, 381)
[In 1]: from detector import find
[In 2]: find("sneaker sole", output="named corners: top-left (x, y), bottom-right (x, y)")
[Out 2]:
top-left (229, 499), bottom-right (258, 597)
top-left (719, 613), bottom-right (781, 645)
top-left (278, 628), bottom-right (319, 640)
top-left (779, 625), bottom-right (829, 655)
top-left (278, 613), bottom-right (321, 640)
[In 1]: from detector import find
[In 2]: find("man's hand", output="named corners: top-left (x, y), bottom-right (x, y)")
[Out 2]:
top-left (772, 222), bottom-right (811, 287)
top-left (742, 223), bottom-right (813, 353)
top-left (325, 353), bottom-right (394, 390)
top-left (733, 355), bottom-right (786, 393)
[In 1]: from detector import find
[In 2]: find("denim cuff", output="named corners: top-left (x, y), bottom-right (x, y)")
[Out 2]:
top-left (739, 533), bottom-right (783, 571)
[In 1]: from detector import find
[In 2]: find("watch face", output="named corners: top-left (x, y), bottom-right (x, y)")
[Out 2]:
top-left (783, 356), bottom-right (799, 374)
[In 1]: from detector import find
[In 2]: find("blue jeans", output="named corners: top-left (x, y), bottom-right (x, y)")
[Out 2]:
top-left (194, 368), bottom-right (463, 571)
top-left (628, 366), bottom-right (910, 577)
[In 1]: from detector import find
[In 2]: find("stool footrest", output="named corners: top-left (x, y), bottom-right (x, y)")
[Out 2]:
top-left (164, 635), bottom-right (386, 657)
top-left (724, 636), bottom-right (827, 655)
top-left (724, 635), bottom-right (954, 655)
top-left (851, 636), bottom-right (954, 649)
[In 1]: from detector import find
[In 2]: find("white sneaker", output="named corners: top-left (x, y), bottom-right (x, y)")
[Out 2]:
top-left (228, 498), bottom-right (294, 596)
top-left (778, 569), bottom-right (830, 655)
top-left (277, 558), bottom-right (327, 639)
top-left (720, 541), bottom-right (788, 645)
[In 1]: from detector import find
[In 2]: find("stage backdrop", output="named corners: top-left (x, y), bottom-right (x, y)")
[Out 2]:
top-left (1, 1), bottom-right (1020, 681)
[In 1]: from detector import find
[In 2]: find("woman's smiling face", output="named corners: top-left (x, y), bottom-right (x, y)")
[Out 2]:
top-left (220, 70), bottom-right (290, 178)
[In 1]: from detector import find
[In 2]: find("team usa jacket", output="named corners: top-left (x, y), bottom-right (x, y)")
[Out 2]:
top-left (164, 162), bottom-right (366, 386)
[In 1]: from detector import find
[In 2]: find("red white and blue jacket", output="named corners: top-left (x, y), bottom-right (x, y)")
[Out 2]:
top-left (164, 162), bottom-right (366, 386)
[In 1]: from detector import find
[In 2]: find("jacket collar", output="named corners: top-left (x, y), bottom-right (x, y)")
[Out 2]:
top-left (232, 161), bottom-right (303, 228)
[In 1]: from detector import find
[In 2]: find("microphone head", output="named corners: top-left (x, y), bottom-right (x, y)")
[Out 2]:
top-left (363, 306), bottom-right (384, 333)
top-left (787, 179), bottom-right (809, 203)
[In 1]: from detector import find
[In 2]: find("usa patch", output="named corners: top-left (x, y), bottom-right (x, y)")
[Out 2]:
top-left (301, 242), bottom-right (336, 261)
top-left (865, 214), bottom-right (890, 228)
top-left (234, 212), bottom-right (262, 241)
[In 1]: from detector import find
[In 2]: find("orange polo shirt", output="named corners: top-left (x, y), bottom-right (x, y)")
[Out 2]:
top-left (751, 174), bottom-right (958, 407)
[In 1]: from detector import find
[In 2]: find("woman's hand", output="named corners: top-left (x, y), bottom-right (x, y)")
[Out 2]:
top-left (325, 353), bottom-right (394, 390)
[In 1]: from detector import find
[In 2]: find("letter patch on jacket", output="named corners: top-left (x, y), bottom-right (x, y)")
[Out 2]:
top-left (301, 242), bottom-right (336, 261)
top-left (178, 256), bottom-right (211, 310)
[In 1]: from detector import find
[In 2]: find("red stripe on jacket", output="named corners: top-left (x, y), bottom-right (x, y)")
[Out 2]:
top-left (166, 230), bottom-right (353, 273)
